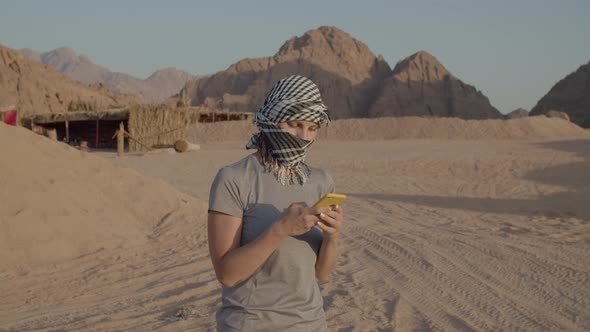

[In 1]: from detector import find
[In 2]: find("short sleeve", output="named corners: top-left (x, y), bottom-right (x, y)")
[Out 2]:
top-left (326, 171), bottom-right (336, 193)
top-left (208, 167), bottom-right (244, 218)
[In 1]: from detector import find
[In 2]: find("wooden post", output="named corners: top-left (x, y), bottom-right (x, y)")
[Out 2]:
top-left (65, 118), bottom-right (69, 143)
top-left (95, 119), bottom-right (99, 148)
top-left (117, 122), bottom-right (124, 157)
top-left (46, 128), bottom-right (57, 140)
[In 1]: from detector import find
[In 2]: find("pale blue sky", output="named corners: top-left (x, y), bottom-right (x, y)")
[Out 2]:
top-left (1, 0), bottom-right (589, 113)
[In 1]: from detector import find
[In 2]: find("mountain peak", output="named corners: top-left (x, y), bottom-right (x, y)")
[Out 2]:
top-left (392, 50), bottom-right (451, 82)
top-left (45, 47), bottom-right (78, 61)
top-left (146, 67), bottom-right (195, 84)
top-left (277, 26), bottom-right (359, 55)
top-left (273, 26), bottom-right (380, 84)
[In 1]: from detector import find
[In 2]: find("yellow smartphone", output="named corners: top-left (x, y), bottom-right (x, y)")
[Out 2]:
top-left (313, 193), bottom-right (347, 207)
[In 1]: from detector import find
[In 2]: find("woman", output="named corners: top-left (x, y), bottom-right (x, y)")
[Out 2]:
top-left (208, 75), bottom-right (344, 331)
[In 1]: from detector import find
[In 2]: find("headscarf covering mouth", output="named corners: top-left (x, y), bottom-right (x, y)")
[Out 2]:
top-left (246, 75), bottom-right (330, 185)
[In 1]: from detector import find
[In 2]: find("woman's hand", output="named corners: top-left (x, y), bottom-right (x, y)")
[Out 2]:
top-left (316, 205), bottom-right (343, 239)
top-left (279, 203), bottom-right (331, 236)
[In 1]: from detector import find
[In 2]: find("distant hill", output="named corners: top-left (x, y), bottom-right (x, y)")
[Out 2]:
top-left (19, 47), bottom-right (196, 102)
top-left (506, 108), bottom-right (529, 119)
top-left (530, 60), bottom-right (590, 128)
top-left (176, 26), bottom-right (500, 120)
top-left (1, 44), bottom-right (138, 117)
top-left (368, 51), bottom-right (502, 119)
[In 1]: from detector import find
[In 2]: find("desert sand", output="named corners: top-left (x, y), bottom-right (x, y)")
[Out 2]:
top-left (1, 117), bottom-right (589, 331)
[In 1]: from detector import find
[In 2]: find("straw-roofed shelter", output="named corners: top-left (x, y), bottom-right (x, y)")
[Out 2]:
top-left (27, 108), bottom-right (129, 149)
top-left (23, 105), bottom-right (253, 152)
top-left (127, 105), bottom-right (252, 151)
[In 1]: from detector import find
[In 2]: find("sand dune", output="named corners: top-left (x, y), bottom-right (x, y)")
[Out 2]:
top-left (188, 116), bottom-right (589, 143)
top-left (1, 119), bottom-right (589, 331)
top-left (0, 123), bottom-right (203, 272)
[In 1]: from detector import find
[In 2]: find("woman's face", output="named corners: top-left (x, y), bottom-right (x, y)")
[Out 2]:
top-left (278, 120), bottom-right (320, 141)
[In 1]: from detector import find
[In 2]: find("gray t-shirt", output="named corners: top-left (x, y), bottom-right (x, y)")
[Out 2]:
top-left (209, 153), bottom-right (335, 332)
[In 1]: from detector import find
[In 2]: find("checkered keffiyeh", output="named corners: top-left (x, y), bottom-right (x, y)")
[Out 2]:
top-left (246, 75), bottom-right (330, 185)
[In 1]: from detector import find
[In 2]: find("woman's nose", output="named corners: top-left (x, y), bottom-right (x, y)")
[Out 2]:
top-left (300, 129), bottom-right (314, 141)
top-left (293, 128), bottom-right (305, 139)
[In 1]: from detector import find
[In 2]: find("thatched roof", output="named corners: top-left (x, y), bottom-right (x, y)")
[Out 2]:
top-left (28, 108), bottom-right (130, 124)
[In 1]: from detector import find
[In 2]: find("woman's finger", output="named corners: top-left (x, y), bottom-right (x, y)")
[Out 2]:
top-left (309, 206), bottom-right (332, 216)
top-left (331, 204), bottom-right (343, 213)
top-left (316, 220), bottom-right (332, 230)
top-left (320, 213), bottom-right (341, 230)
top-left (323, 210), bottom-right (343, 224)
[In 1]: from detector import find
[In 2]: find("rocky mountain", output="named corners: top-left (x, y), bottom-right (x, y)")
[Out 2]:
top-left (176, 26), bottom-right (500, 120)
top-left (0, 44), bottom-right (138, 117)
top-left (530, 60), bottom-right (590, 128)
top-left (19, 47), bottom-right (106, 84)
top-left (19, 47), bottom-right (196, 102)
top-left (368, 51), bottom-right (502, 119)
top-left (177, 26), bottom-right (391, 119)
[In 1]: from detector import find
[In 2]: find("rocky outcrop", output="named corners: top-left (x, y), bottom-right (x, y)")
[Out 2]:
top-left (367, 51), bottom-right (502, 119)
top-left (506, 108), bottom-right (529, 119)
top-left (19, 47), bottom-right (196, 102)
top-left (546, 110), bottom-right (570, 121)
top-left (530, 60), bottom-right (590, 127)
top-left (0, 44), bottom-right (138, 117)
top-left (177, 27), bottom-right (500, 120)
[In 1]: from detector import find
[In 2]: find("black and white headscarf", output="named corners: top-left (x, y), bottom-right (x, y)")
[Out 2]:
top-left (246, 75), bottom-right (330, 185)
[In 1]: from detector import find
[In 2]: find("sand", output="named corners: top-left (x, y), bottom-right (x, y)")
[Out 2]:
top-left (1, 118), bottom-right (589, 331)
top-left (188, 115), bottom-right (589, 143)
